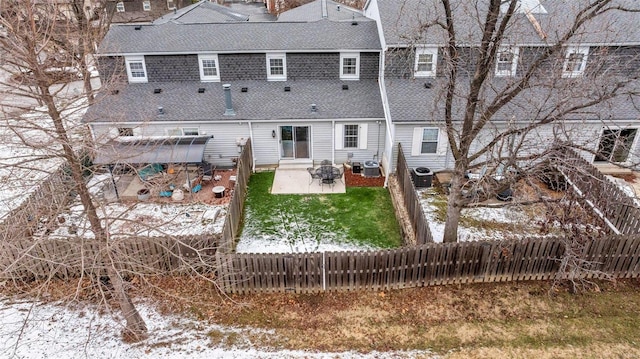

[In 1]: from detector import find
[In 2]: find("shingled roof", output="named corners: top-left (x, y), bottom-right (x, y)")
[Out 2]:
top-left (376, 0), bottom-right (640, 47)
top-left (277, 0), bottom-right (369, 22)
top-left (153, 1), bottom-right (251, 24)
top-left (84, 80), bottom-right (385, 123)
top-left (98, 20), bottom-right (380, 55)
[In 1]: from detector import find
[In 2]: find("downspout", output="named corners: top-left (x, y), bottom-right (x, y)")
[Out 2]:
top-left (248, 121), bottom-right (256, 172)
top-left (331, 120), bottom-right (335, 165)
top-left (380, 49), bottom-right (394, 188)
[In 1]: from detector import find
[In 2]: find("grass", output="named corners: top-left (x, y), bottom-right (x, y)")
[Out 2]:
top-left (143, 277), bottom-right (640, 358)
top-left (240, 171), bottom-right (402, 249)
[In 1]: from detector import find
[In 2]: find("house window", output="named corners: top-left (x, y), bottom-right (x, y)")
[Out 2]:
top-left (116, 1), bottom-right (124, 12)
top-left (411, 127), bottom-right (442, 156)
top-left (340, 53), bottom-right (360, 80)
top-left (168, 128), bottom-right (200, 136)
top-left (414, 48), bottom-right (438, 77)
top-left (143, 1), bottom-right (151, 11)
top-left (167, 0), bottom-right (176, 10)
top-left (118, 127), bottom-right (134, 136)
top-left (182, 127), bottom-right (199, 136)
top-left (266, 53), bottom-right (287, 81)
top-left (595, 128), bottom-right (637, 163)
top-left (562, 46), bottom-right (589, 78)
top-left (495, 47), bottom-right (519, 77)
top-left (125, 56), bottom-right (147, 83)
top-left (344, 125), bottom-right (359, 148)
top-left (420, 128), bottom-right (439, 154)
top-left (198, 54), bottom-right (220, 82)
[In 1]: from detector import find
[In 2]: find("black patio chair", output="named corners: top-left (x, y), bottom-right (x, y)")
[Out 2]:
top-left (307, 167), bottom-right (322, 185)
top-left (320, 159), bottom-right (332, 166)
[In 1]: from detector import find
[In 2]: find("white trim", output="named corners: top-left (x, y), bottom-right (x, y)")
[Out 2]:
top-left (495, 46), bottom-right (519, 77)
top-left (98, 49), bottom-right (383, 57)
top-left (116, 1), bottom-right (125, 12)
top-left (166, 0), bottom-right (176, 10)
top-left (89, 118), bottom-right (385, 126)
top-left (414, 47), bottom-right (438, 77)
top-left (143, 0), bottom-right (151, 11)
top-left (562, 46), bottom-right (589, 78)
top-left (197, 54), bottom-right (220, 82)
top-left (359, 123), bottom-right (368, 150)
top-left (124, 56), bottom-right (147, 83)
top-left (266, 53), bottom-right (287, 81)
top-left (340, 52), bottom-right (360, 80)
top-left (166, 127), bottom-right (200, 136)
top-left (335, 124), bottom-right (344, 150)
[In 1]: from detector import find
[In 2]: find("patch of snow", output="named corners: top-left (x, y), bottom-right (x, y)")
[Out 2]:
top-left (0, 298), bottom-right (438, 359)
top-left (36, 202), bottom-right (227, 238)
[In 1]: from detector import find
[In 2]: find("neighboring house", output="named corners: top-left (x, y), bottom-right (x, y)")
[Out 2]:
top-left (85, 0), bottom-right (384, 169)
top-left (106, 0), bottom-right (193, 23)
top-left (364, 0), bottom-right (640, 173)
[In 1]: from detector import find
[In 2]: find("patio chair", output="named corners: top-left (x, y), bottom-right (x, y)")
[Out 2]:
top-left (320, 159), bottom-right (332, 166)
top-left (200, 162), bottom-right (215, 182)
top-left (307, 167), bottom-right (322, 185)
top-left (336, 167), bottom-right (345, 184)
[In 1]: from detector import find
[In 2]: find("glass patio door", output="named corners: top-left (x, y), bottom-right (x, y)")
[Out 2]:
top-left (280, 126), bottom-right (310, 159)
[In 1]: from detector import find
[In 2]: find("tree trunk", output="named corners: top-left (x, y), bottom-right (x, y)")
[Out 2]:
top-left (39, 85), bottom-right (147, 340)
top-left (442, 161), bottom-right (467, 243)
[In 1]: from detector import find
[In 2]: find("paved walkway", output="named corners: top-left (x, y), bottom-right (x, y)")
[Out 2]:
top-left (271, 169), bottom-right (346, 194)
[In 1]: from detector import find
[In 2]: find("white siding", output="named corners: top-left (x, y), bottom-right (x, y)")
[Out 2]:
top-left (334, 121), bottom-right (385, 165)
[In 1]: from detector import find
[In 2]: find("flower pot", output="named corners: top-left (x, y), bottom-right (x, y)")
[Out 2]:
top-left (137, 188), bottom-right (151, 201)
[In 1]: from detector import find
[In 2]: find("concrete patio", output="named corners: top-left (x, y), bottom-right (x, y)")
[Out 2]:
top-left (271, 168), bottom-right (346, 194)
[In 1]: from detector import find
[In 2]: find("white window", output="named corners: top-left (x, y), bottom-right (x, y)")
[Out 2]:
top-left (562, 46), bottom-right (589, 78)
top-left (116, 1), bottom-right (125, 12)
top-left (143, 1), bottom-right (151, 11)
top-left (344, 125), bottom-right (359, 148)
top-left (118, 127), bottom-right (134, 136)
top-left (340, 53), bottom-right (360, 80)
top-left (414, 48), bottom-right (438, 77)
top-left (495, 47), bottom-right (519, 77)
top-left (167, 0), bottom-right (176, 10)
top-left (125, 56), bottom-right (147, 83)
top-left (334, 124), bottom-right (368, 150)
top-left (411, 127), bottom-right (447, 156)
top-left (167, 127), bottom-right (199, 136)
top-left (198, 54), bottom-right (220, 82)
top-left (266, 53), bottom-right (287, 81)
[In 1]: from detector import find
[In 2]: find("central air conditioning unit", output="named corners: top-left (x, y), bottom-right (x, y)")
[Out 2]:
top-left (363, 160), bottom-right (380, 177)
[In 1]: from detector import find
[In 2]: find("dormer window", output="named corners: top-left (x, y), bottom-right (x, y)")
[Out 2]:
top-left (340, 52), bottom-right (360, 80)
top-left (562, 46), bottom-right (589, 78)
top-left (495, 47), bottom-right (519, 77)
top-left (116, 1), bottom-right (125, 12)
top-left (125, 56), bottom-right (147, 83)
top-left (143, 1), bottom-right (151, 11)
top-left (198, 54), bottom-right (220, 82)
top-left (414, 48), bottom-right (438, 77)
top-left (266, 53), bottom-right (287, 81)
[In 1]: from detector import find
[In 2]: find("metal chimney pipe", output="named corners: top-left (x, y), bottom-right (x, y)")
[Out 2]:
top-left (223, 84), bottom-right (236, 116)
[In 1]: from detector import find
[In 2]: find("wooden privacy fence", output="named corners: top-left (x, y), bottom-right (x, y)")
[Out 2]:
top-left (219, 139), bottom-right (253, 253)
top-left (0, 234), bottom-right (218, 280)
top-left (552, 149), bottom-right (640, 235)
top-left (395, 144), bottom-right (434, 244)
top-left (216, 236), bottom-right (640, 294)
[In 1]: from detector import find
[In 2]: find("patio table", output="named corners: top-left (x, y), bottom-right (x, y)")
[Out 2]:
top-left (316, 165), bottom-right (340, 184)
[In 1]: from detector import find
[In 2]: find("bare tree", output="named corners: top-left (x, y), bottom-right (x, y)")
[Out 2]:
top-left (400, 0), bottom-right (640, 242)
top-left (0, 0), bottom-right (148, 340)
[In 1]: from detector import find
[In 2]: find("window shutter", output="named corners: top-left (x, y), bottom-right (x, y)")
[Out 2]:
top-left (358, 124), bottom-right (368, 149)
top-left (335, 124), bottom-right (344, 150)
top-left (109, 127), bottom-right (119, 139)
top-left (411, 127), bottom-right (423, 156)
top-left (437, 128), bottom-right (448, 155)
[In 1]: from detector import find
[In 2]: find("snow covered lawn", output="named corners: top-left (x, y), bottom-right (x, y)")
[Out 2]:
top-left (418, 187), bottom-right (552, 243)
top-left (0, 298), bottom-right (434, 359)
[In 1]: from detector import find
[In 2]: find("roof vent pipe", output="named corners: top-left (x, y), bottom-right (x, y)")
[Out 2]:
top-left (158, 106), bottom-right (165, 115)
top-left (311, 104), bottom-right (317, 112)
top-left (223, 84), bottom-right (236, 116)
